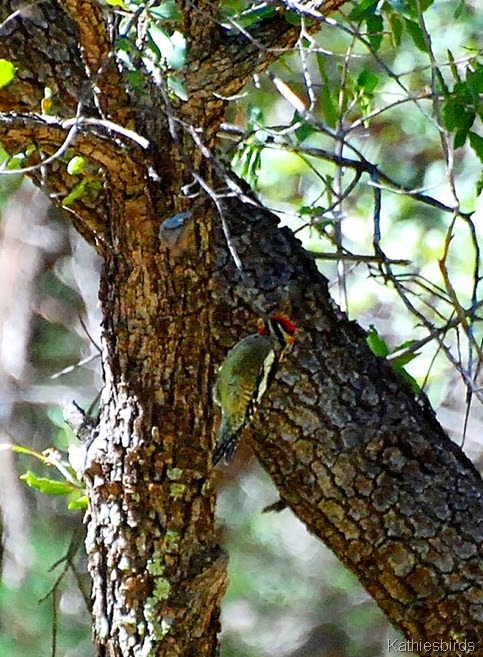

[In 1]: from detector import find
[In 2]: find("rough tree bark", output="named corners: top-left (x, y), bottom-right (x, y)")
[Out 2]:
top-left (0, 1), bottom-right (482, 656)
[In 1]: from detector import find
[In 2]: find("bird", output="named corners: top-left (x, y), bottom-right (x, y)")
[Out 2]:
top-left (212, 315), bottom-right (296, 465)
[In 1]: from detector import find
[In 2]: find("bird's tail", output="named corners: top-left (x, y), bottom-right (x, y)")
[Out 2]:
top-left (213, 422), bottom-right (240, 466)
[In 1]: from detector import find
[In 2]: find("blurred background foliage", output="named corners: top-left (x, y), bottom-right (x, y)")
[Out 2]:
top-left (0, 0), bottom-right (482, 655)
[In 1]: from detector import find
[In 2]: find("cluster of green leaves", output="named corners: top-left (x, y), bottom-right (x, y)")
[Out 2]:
top-left (2, 440), bottom-right (88, 511)
top-left (316, 53), bottom-right (379, 129)
top-left (62, 154), bottom-right (103, 207)
top-left (442, 59), bottom-right (483, 193)
top-left (116, 0), bottom-right (187, 100)
top-left (231, 106), bottom-right (265, 188)
top-left (220, 1), bottom-right (293, 29)
top-left (349, 0), bottom-right (444, 52)
top-left (349, 0), bottom-right (483, 182)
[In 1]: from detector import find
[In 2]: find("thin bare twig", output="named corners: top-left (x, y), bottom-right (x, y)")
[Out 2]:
top-left (309, 252), bottom-right (411, 266)
top-left (0, 104), bottom-right (83, 177)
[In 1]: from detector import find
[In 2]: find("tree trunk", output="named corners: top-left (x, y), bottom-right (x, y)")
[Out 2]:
top-left (84, 198), bottom-right (225, 655)
top-left (0, 1), bottom-right (482, 656)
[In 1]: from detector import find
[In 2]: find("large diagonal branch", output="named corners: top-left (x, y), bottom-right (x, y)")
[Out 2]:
top-left (184, 0), bottom-right (350, 102)
top-left (0, 115), bottom-right (154, 250)
top-left (211, 198), bottom-right (483, 650)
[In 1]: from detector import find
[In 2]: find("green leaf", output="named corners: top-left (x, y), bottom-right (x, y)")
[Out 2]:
top-left (233, 142), bottom-right (263, 188)
top-left (223, 3), bottom-right (277, 28)
top-left (466, 66), bottom-right (483, 103)
top-left (11, 444), bottom-right (41, 457)
top-left (357, 70), bottom-right (379, 94)
top-left (447, 50), bottom-right (461, 84)
top-left (390, 351), bottom-right (419, 369)
top-left (366, 13), bottom-right (384, 52)
top-left (392, 338), bottom-right (419, 351)
top-left (453, 128), bottom-right (468, 150)
top-left (380, 338), bottom-right (423, 393)
top-left (67, 155), bottom-right (86, 175)
top-left (453, 0), bottom-right (465, 18)
top-left (447, 108), bottom-right (475, 149)
top-left (106, 0), bottom-right (128, 7)
top-left (316, 54), bottom-right (338, 128)
top-left (284, 9), bottom-right (305, 26)
top-left (148, 24), bottom-right (186, 69)
top-left (415, 0), bottom-right (435, 11)
top-left (168, 31), bottom-right (186, 70)
top-left (366, 325), bottom-right (390, 358)
top-left (348, 0), bottom-right (385, 50)
top-left (442, 94), bottom-right (475, 135)
top-left (147, 24), bottom-right (167, 59)
top-left (404, 18), bottom-right (428, 53)
top-left (124, 70), bottom-right (145, 92)
top-left (469, 132), bottom-right (483, 163)
top-left (388, 0), bottom-right (434, 16)
top-left (396, 368), bottom-right (422, 394)
top-left (20, 471), bottom-right (77, 496)
top-left (476, 173), bottom-right (483, 197)
top-left (319, 85), bottom-right (338, 128)
top-left (68, 495), bottom-right (89, 510)
top-left (149, 1), bottom-right (182, 21)
top-left (385, 0), bottom-right (409, 15)
top-left (441, 98), bottom-right (458, 130)
top-left (349, 0), bottom-right (378, 20)
top-left (294, 120), bottom-right (316, 142)
top-left (300, 206), bottom-right (327, 218)
top-left (388, 13), bottom-right (404, 46)
top-left (117, 36), bottom-right (138, 56)
top-left (63, 179), bottom-right (101, 207)
top-left (167, 74), bottom-right (188, 100)
top-left (0, 59), bottom-right (17, 88)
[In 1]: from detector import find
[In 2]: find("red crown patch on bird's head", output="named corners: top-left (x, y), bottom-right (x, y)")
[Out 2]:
top-left (272, 314), bottom-right (297, 336)
top-left (258, 315), bottom-right (297, 343)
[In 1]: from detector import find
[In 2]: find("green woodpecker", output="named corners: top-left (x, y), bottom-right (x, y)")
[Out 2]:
top-left (213, 315), bottom-right (297, 465)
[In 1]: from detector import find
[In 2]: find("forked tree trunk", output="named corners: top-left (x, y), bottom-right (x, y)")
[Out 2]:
top-left (0, 1), bottom-right (482, 656)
